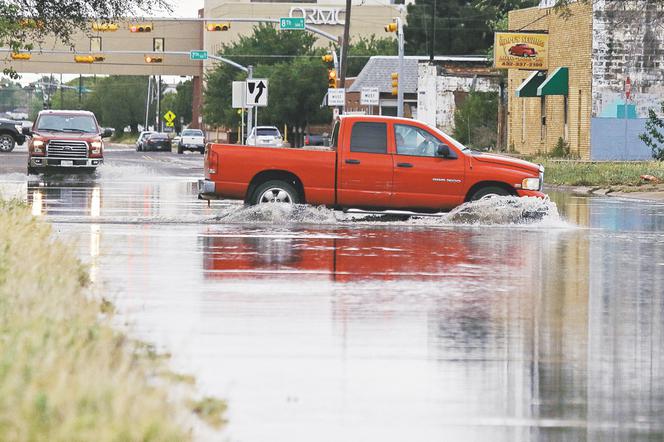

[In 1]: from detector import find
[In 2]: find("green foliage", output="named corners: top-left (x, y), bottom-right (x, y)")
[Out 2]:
top-left (161, 81), bottom-right (193, 133)
top-left (453, 91), bottom-right (498, 149)
top-left (639, 102), bottom-right (664, 161)
top-left (549, 137), bottom-right (571, 158)
top-left (204, 24), bottom-right (331, 129)
top-left (83, 76), bottom-right (148, 134)
top-left (0, 0), bottom-right (168, 79)
top-left (536, 158), bottom-right (664, 187)
top-left (404, 0), bottom-right (538, 56)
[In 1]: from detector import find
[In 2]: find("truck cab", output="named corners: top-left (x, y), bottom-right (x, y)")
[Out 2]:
top-left (25, 110), bottom-right (111, 175)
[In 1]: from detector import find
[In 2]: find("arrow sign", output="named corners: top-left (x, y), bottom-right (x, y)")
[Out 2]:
top-left (246, 79), bottom-right (268, 107)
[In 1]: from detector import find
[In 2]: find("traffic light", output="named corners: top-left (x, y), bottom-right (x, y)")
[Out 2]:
top-left (74, 55), bottom-right (95, 64)
top-left (93, 55), bottom-right (106, 62)
top-left (328, 69), bottom-right (338, 88)
top-left (207, 23), bottom-right (231, 31)
top-left (92, 22), bottom-right (118, 31)
top-left (145, 55), bottom-right (163, 63)
top-left (385, 22), bottom-right (398, 33)
top-left (10, 53), bottom-right (31, 60)
top-left (129, 23), bottom-right (153, 33)
top-left (390, 72), bottom-right (398, 96)
top-left (321, 54), bottom-right (333, 63)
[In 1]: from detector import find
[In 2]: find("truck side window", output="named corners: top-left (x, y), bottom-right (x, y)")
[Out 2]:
top-left (350, 122), bottom-right (387, 154)
top-left (394, 124), bottom-right (440, 157)
top-left (330, 121), bottom-right (339, 151)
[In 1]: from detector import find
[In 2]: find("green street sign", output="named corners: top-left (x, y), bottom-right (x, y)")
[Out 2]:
top-left (190, 50), bottom-right (208, 60)
top-left (279, 17), bottom-right (305, 30)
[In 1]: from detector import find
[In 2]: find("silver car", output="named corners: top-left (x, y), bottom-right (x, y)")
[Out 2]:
top-left (135, 131), bottom-right (153, 151)
top-left (246, 126), bottom-right (284, 147)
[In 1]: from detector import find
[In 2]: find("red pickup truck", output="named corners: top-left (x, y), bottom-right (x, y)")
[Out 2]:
top-left (198, 116), bottom-right (544, 212)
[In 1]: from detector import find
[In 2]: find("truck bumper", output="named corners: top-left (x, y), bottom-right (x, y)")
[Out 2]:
top-left (516, 189), bottom-right (546, 198)
top-left (198, 179), bottom-right (217, 200)
top-left (29, 157), bottom-right (103, 168)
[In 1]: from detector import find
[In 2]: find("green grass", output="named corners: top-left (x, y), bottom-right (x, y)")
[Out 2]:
top-left (0, 201), bottom-right (225, 440)
top-left (110, 133), bottom-right (138, 144)
top-left (538, 159), bottom-right (664, 187)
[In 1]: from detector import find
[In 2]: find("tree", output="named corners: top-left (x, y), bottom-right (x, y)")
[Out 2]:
top-left (83, 76), bottom-right (148, 134)
top-left (639, 102), bottom-right (664, 161)
top-left (453, 91), bottom-right (498, 149)
top-left (1, 0), bottom-right (168, 78)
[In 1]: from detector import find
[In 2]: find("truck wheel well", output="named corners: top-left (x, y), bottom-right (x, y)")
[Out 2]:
top-left (0, 129), bottom-right (17, 140)
top-left (246, 170), bottom-right (305, 204)
top-left (465, 181), bottom-right (516, 202)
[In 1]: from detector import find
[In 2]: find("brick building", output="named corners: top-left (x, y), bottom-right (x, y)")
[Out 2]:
top-left (508, 0), bottom-right (664, 160)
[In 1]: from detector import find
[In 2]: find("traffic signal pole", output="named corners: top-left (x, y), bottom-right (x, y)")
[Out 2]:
top-left (397, 17), bottom-right (404, 118)
top-left (247, 65), bottom-right (253, 140)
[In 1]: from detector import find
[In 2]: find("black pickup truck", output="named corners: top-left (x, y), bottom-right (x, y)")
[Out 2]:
top-left (0, 118), bottom-right (26, 152)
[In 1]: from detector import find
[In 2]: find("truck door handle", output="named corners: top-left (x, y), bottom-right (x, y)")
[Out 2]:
top-left (397, 162), bottom-right (413, 168)
top-left (345, 159), bottom-right (361, 165)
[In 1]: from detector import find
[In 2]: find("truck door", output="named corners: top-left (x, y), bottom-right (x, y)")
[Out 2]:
top-left (391, 123), bottom-right (465, 210)
top-left (338, 121), bottom-right (393, 208)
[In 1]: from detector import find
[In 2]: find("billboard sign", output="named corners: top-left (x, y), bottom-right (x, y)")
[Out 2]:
top-left (494, 32), bottom-right (548, 70)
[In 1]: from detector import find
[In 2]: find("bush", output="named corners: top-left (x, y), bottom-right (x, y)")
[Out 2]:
top-left (549, 137), bottom-right (571, 158)
top-left (639, 102), bottom-right (664, 161)
top-left (453, 91), bottom-right (498, 149)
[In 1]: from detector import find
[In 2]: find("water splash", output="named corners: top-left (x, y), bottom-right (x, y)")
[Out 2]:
top-left (437, 196), bottom-right (563, 226)
top-left (213, 203), bottom-right (338, 225)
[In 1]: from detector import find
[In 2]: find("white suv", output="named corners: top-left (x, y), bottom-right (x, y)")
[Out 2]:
top-left (246, 126), bottom-right (283, 147)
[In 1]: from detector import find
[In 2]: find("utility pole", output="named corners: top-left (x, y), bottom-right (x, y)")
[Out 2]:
top-left (78, 74), bottom-right (82, 108)
top-left (339, 0), bottom-right (352, 111)
top-left (145, 76), bottom-right (152, 130)
top-left (430, 0), bottom-right (436, 62)
top-left (397, 17), bottom-right (404, 118)
top-left (247, 65), bottom-right (253, 140)
top-left (156, 75), bottom-right (162, 131)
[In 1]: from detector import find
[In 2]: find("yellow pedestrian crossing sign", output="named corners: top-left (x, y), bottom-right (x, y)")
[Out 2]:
top-left (166, 121), bottom-right (174, 127)
top-left (164, 110), bottom-right (176, 123)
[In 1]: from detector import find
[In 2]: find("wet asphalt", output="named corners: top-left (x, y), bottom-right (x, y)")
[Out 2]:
top-left (1, 143), bottom-right (664, 441)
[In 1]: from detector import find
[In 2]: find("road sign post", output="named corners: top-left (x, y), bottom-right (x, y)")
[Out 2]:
top-left (189, 50), bottom-right (208, 60)
top-left (279, 17), bottom-right (305, 30)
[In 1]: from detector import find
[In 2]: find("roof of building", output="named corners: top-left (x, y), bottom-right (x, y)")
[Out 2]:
top-left (348, 55), bottom-right (488, 94)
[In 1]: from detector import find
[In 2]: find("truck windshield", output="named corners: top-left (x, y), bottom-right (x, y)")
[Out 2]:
top-left (37, 114), bottom-right (97, 133)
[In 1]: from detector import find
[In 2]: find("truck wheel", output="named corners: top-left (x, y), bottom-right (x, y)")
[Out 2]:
top-left (0, 134), bottom-right (16, 152)
top-left (253, 180), bottom-right (301, 205)
top-left (470, 186), bottom-right (511, 201)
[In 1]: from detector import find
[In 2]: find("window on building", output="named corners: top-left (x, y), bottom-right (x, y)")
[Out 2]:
top-left (350, 122), bottom-right (387, 154)
top-left (90, 37), bottom-right (102, 52)
top-left (563, 95), bottom-right (569, 141)
top-left (540, 96), bottom-right (547, 141)
top-left (153, 37), bottom-right (164, 52)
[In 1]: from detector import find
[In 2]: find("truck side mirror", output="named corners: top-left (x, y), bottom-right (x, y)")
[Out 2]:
top-left (436, 144), bottom-right (455, 158)
top-left (101, 128), bottom-right (113, 138)
top-left (22, 127), bottom-right (32, 137)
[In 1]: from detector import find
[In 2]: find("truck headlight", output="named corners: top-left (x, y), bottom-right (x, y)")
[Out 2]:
top-left (32, 139), bottom-right (45, 153)
top-left (90, 140), bottom-right (102, 154)
top-left (522, 177), bottom-right (541, 190)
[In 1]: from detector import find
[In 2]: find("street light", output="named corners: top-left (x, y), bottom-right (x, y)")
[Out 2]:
top-left (384, 18), bottom-right (404, 117)
top-left (129, 23), bottom-right (153, 33)
top-left (206, 23), bottom-right (231, 31)
top-left (74, 55), bottom-right (95, 64)
top-left (390, 72), bottom-right (398, 96)
top-left (328, 69), bottom-right (338, 88)
top-left (10, 53), bottom-right (31, 60)
top-left (144, 55), bottom-right (163, 63)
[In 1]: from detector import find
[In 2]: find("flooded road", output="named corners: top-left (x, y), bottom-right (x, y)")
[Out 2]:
top-left (1, 149), bottom-right (663, 441)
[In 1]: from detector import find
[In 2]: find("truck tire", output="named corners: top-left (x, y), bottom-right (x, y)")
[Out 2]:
top-left (0, 134), bottom-right (16, 152)
top-left (470, 186), bottom-right (511, 201)
top-left (253, 180), bottom-right (301, 205)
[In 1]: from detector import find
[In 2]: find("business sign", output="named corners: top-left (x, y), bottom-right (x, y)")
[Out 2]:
top-left (279, 17), bottom-right (305, 30)
top-left (327, 88), bottom-right (345, 106)
top-left (360, 87), bottom-right (380, 106)
top-left (289, 7), bottom-right (345, 26)
top-left (494, 32), bottom-right (548, 70)
top-left (246, 79), bottom-right (268, 107)
top-left (190, 50), bottom-right (208, 60)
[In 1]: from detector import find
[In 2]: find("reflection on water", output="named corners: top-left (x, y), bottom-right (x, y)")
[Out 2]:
top-left (2, 171), bottom-right (664, 440)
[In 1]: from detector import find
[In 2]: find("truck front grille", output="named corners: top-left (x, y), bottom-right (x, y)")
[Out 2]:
top-left (47, 140), bottom-right (88, 158)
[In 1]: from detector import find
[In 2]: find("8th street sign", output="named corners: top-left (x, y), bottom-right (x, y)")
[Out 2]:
top-left (279, 17), bottom-right (305, 30)
top-left (190, 50), bottom-right (208, 61)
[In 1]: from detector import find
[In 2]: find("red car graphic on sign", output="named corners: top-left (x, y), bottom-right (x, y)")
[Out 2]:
top-left (508, 43), bottom-right (537, 57)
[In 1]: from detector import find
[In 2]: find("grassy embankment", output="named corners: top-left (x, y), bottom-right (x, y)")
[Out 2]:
top-left (535, 159), bottom-right (664, 188)
top-left (0, 201), bottom-right (224, 440)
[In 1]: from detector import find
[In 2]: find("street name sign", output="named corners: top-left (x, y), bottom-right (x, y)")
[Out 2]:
top-left (327, 88), bottom-right (345, 106)
top-left (190, 50), bottom-right (208, 61)
top-left (246, 79), bottom-right (268, 107)
top-left (360, 87), bottom-right (379, 106)
top-left (279, 17), bottom-right (305, 30)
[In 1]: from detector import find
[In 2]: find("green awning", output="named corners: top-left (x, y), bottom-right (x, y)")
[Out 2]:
top-left (516, 71), bottom-right (546, 98)
top-left (537, 67), bottom-right (568, 96)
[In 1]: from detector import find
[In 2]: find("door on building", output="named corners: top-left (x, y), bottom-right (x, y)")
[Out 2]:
top-left (391, 123), bottom-right (466, 210)
top-left (338, 121), bottom-right (393, 208)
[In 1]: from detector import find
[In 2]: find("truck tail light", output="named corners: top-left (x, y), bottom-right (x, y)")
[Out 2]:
top-left (207, 149), bottom-right (218, 175)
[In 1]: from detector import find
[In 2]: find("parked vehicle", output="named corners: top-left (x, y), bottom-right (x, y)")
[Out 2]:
top-left (199, 116), bottom-right (545, 212)
top-left (304, 133), bottom-right (330, 146)
top-left (0, 118), bottom-right (26, 152)
top-left (246, 126), bottom-right (284, 147)
top-left (143, 132), bottom-right (171, 152)
top-left (508, 43), bottom-right (537, 57)
top-left (178, 128), bottom-right (205, 154)
top-left (135, 131), bottom-right (153, 151)
top-left (25, 110), bottom-right (110, 175)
